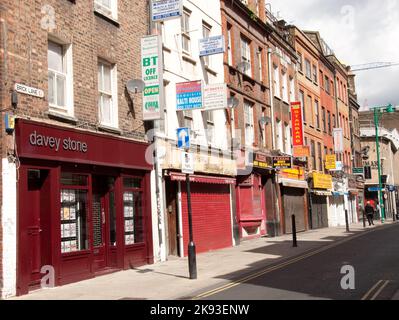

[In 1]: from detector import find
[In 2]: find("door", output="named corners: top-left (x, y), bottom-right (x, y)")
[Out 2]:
top-left (311, 195), bottom-right (329, 229)
top-left (26, 169), bottom-right (52, 289)
top-left (166, 180), bottom-right (179, 256)
top-left (92, 176), bottom-right (117, 272)
top-left (283, 187), bottom-right (306, 234)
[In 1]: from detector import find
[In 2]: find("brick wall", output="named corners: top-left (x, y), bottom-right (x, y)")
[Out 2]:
top-left (0, 0), bottom-right (149, 297)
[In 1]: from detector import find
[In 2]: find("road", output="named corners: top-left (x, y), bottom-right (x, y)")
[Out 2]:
top-left (194, 223), bottom-right (399, 300)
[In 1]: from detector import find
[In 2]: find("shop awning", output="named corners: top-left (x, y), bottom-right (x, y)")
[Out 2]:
top-left (169, 172), bottom-right (236, 185)
top-left (310, 190), bottom-right (332, 196)
top-left (279, 178), bottom-right (308, 189)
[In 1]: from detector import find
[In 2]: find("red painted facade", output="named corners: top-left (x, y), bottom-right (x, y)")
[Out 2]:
top-left (15, 119), bottom-right (153, 295)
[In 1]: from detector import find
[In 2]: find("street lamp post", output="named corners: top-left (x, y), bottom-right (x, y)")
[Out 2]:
top-left (373, 104), bottom-right (395, 223)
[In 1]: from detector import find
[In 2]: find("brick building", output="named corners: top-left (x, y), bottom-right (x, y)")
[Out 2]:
top-left (0, 0), bottom-right (154, 297)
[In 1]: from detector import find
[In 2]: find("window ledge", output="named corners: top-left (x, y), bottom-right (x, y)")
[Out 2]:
top-left (46, 110), bottom-right (78, 124)
top-left (163, 44), bottom-right (172, 53)
top-left (182, 53), bottom-right (197, 65)
top-left (94, 9), bottom-right (120, 27)
top-left (98, 124), bottom-right (121, 135)
top-left (204, 65), bottom-right (218, 76)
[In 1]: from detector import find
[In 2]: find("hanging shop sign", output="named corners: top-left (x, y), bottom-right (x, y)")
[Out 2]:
top-left (352, 167), bottom-right (365, 175)
top-left (151, 0), bottom-right (182, 22)
top-left (253, 153), bottom-right (270, 169)
top-left (333, 128), bottom-right (344, 153)
top-left (325, 154), bottom-right (337, 170)
top-left (199, 35), bottom-right (225, 57)
top-left (293, 145), bottom-right (310, 158)
top-left (313, 172), bottom-right (333, 190)
top-left (280, 167), bottom-right (306, 180)
top-left (203, 83), bottom-right (227, 111)
top-left (290, 102), bottom-right (304, 147)
top-left (141, 35), bottom-right (164, 121)
top-left (272, 156), bottom-right (292, 169)
top-left (176, 80), bottom-right (203, 111)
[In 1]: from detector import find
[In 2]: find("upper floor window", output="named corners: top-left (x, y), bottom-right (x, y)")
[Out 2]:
top-left (98, 60), bottom-right (118, 128)
top-left (276, 119), bottom-right (283, 151)
top-left (240, 36), bottom-right (252, 77)
top-left (299, 90), bottom-right (306, 122)
top-left (297, 52), bottom-right (303, 72)
top-left (324, 76), bottom-right (330, 94)
top-left (282, 71), bottom-right (288, 102)
top-left (202, 22), bottom-right (212, 67)
top-left (94, 0), bottom-right (118, 20)
top-left (312, 64), bottom-right (318, 84)
top-left (48, 40), bottom-right (73, 115)
top-left (257, 48), bottom-right (263, 82)
top-left (284, 122), bottom-right (291, 155)
top-left (205, 110), bottom-right (214, 145)
top-left (273, 65), bottom-right (280, 98)
top-left (305, 59), bottom-right (312, 79)
top-left (315, 100), bottom-right (320, 129)
top-left (181, 9), bottom-right (191, 54)
top-left (244, 100), bottom-right (254, 146)
top-left (227, 23), bottom-right (233, 66)
top-left (289, 77), bottom-right (295, 102)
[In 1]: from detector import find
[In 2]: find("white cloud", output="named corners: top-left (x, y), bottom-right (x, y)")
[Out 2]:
top-left (267, 0), bottom-right (399, 108)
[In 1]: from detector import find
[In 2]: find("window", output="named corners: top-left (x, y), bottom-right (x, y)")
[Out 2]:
top-left (155, 21), bottom-right (166, 44)
top-left (332, 114), bottom-right (336, 129)
top-left (205, 110), bottom-right (214, 144)
top-left (318, 142), bottom-right (323, 172)
top-left (257, 48), bottom-right (263, 82)
top-left (282, 71), bottom-right (288, 102)
top-left (306, 95), bottom-right (312, 125)
top-left (311, 140), bottom-right (316, 170)
top-left (327, 111), bottom-right (331, 134)
top-left (312, 64), bottom-right (318, 84)
top-left (276, 119), bottom-right (283, 151)
top-left (284, 122), bottom-right (291, 155)
top-left (299, 90), bottom-right (306, 122)
top-left (227, 23), bottom-right (233, 66)
top-left (254, 0), bottom-right (259, 15)
top-left (181, 9), bottom-right (191, 54)
top-left (98, 60), bottom-right (118, 127)
top-left (305, 59), bottom-right (311, 79)
top-left (123, 177), bottom-right (144, 245)
top-left (202, 22), bottom-right (212, 67)
top-left (331, 80), bottom-right (334, 97)
top-left (315, 100), bottom-right (320, 129)
top-left (94, 0), bottom-right (118, 20)
top-left (319, 71), bottom-right (324, 88)
top-left (178, 110), bottom-right (193, 131)
top-left (273, 65), bottom-right (280, 98)
top-left (48, 41), bottom-right (73, 115)
top-left (240, 36), bottom-right (252, 77)
top-left (244, 101), bottom-right (254, 146)
top-left (289, 77), bottom-right (295, 102)
top-left (261, 108), bottom-right (266, 148)
top-left (324, 76), bottom-right (330, 94)
top-left (322, 107), bottom-right (326, 133)
top-left (297, 52), bottom-right (303, 72)
top-left (60, 173), bottom-right (89, 254)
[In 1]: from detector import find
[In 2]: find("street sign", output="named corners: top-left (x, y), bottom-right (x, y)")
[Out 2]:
top-left (176, 81), bottom-right (203, 111)
top-left (181, 152), bottom-right (194, 174)
top-left (151, 0), bottom-right (182, 22)
top-left (14, 83), bottom-right (44, 98)
top-left (353, 167), bottom-right (365, 175)
top-left (368, 187), bottom-right (384, 192)
top-left (272, 156), bottom-right (292, 169)
top-left (177, 127), bottom-right (190, 149)
top-left (199, 35), bottom-right (225, 57)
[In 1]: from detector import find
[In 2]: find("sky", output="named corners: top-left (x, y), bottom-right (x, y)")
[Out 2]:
top-left (267, 0), bottom-right (399, 110)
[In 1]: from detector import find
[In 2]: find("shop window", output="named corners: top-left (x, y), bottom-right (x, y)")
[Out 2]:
top-left (123, 177), bottom-right (144, 245)
top-left (60, 173), bottom-right (89, 254)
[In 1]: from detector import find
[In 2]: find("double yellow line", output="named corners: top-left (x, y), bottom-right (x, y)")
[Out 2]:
top-left (361, 280), bottom-right (390, 300)
top-left (193, 230), bottom-right (371, 300)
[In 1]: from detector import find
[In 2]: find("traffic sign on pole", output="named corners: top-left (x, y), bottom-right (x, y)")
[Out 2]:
top-left (177, 127), bottom-right (190, 149)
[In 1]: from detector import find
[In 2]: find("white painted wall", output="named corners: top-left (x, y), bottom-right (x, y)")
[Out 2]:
top-left (1, 158), bottom-right (17, 298)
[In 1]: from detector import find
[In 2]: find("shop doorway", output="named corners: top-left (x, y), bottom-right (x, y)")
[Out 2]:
top-left (92, 176), bottom-right (118, 272)
top-left (165, 180), bottom-right (180, 257)
top-left (25, 169), bottom-right (52, 290)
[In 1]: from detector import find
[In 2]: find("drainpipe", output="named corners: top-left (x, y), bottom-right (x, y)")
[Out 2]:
top-left (268, 48), bottom-right (276, 150)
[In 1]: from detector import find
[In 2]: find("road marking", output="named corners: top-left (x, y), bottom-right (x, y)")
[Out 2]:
top-left (193, 224), bottom-right (397, 300)
top-left (370, 280), bottom-right (390, 300)
top-left (361, 280), bottom-right (384, 300)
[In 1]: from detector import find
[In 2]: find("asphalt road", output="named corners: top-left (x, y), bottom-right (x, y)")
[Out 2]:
top-left (197, 223), bottom-right (399, 300)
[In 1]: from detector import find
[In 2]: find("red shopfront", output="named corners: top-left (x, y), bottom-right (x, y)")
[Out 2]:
top-left (15, 119), bottom-right (153, 296)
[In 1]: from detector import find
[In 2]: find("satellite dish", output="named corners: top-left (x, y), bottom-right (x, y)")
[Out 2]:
top-left (126, 79), bottom-right (145, 94)
top-left (227, 96), bottom-right (239, 109)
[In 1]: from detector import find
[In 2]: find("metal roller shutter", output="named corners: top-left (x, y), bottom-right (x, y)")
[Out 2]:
top-left (311, 195), bottom-right (329, 229)
top-left (282, 187), bottom-right (306, 234)
top-left (181, 183), bottom-right (232, 256)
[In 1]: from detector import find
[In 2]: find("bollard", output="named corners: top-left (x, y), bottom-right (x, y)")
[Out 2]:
top-left (362, 209), bottom-right (366, 229)
top-left (292, 214), bottom-right (298, 248)
top-left (345, 209), bottom-right (350, 232)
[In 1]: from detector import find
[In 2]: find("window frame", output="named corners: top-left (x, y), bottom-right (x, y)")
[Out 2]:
top-left (244, 100), bottom-right (255, 146)
top-left (181, 8), bottom-right (191, 54)
top-left (98, 60), bottom-right (118, 128)
top-left (94, 0), bottom-right (118, 21)
top-left (240, 35), bottom-right (252, 77)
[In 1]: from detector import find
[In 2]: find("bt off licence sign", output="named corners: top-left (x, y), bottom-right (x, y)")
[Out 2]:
top-left (141, 35), bottom-right (164, 121)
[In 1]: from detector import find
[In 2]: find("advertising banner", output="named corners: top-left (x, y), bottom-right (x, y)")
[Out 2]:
top-left (176, 81), bottom-right (203, 111)
top-left (290, 102), bottom-right (304, 147)
top-left (333, 128), bottom-right (344, 153)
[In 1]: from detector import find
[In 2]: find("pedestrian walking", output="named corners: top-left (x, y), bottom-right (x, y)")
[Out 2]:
top-left (365, 201), bottom-right (375, 226)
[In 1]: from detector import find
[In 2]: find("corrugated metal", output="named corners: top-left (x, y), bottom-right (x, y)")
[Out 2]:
top-left (170, 172), bottom-right (235, 185)
top-left (282, 187), bottom-right (306, 233)
top-left (181, 183), bottom-right (232, 256)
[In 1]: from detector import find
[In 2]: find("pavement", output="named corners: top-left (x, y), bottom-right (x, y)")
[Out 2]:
top-left (9, 220), bottom-right (397, 300)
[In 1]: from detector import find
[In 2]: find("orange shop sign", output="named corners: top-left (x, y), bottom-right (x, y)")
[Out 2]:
top-left (293, 145), bottom-right (310, 158)
top-left (290, 102), bottom-right (304, 147)
top-left (280, 167), bottom-right (305, 180)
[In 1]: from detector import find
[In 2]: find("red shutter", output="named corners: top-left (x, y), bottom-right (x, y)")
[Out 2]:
top-left (181, 183), bottom-right (232, 256)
